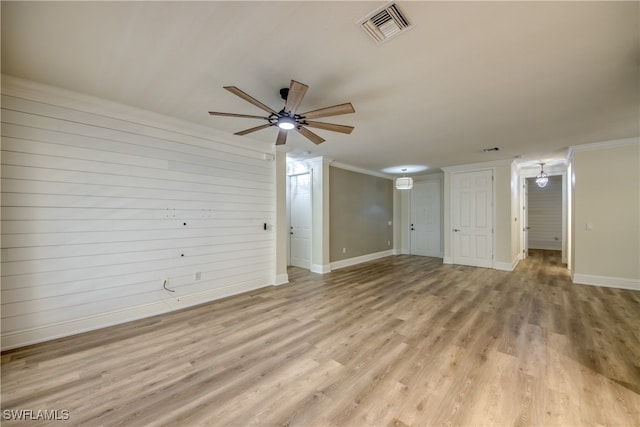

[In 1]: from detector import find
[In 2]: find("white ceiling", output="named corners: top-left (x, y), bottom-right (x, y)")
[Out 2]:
top-left (2, 1), bottom-right (638, 175)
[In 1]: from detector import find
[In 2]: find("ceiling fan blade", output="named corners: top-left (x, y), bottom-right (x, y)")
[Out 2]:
top-left (224, 86), bottom-right (277, 114)
top-left (209, 111), bottom-right (268, 120)
top-left (234, 123), bottom-right (272, 136)
top-left (284, 80), bottom-right (309, 115)
top-left (296, 126), bottom-right (325, 145)
top-left (300, 102), bottom-right (355, 119)
top-left (304, 121), bottom-right (354, 134)
top-left (275, 129), bottom-right (288, 146)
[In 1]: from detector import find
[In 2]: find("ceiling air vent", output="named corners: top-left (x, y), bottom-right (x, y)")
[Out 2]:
top-left (359, 2), bottom-right (412, 45)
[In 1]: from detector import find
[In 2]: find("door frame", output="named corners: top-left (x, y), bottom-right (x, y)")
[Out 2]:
top-left (287, 170), bottom-right (312, 269)
top-left (519, 169), bottom-right (568, 264)
top-left (450, 168), bottom-right (495, 268)
top-left (408, 177), bottom-right (443, 258)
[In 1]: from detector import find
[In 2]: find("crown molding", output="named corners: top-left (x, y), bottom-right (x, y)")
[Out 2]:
top-left (440, 158), bottom-right (514, 173)
top-left (330, 161), bottom-right (393, 180)
top-left (568, 137), bottom-right (639, 157)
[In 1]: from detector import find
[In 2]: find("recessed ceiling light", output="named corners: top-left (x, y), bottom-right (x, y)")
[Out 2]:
top-left (381, 165), bottom-right (429, 174)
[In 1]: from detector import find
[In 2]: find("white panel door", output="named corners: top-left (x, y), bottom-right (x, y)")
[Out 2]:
top-left (289, 173), bottom-right (311, 269)
top-left (410, 180), bottom-right (441, 257)
top-left (452, 169), bottom-right (493, 268)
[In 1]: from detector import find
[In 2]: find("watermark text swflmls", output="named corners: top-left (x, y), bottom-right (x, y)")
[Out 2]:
top-left (2, 409), bottom-right (70, 421)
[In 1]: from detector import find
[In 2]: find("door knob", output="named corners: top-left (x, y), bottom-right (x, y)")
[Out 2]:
top-left (453, 229), bottom-right (460, 232)
top-left (290, 231), bottom-right (294, 235)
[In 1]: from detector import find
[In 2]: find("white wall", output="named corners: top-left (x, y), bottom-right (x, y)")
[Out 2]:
top-left (1, 76), bottom-right (277, 349)
top-left (571, 139), bottom-right (639, 290)
top-left (307, 157), bottom-right (331, 273)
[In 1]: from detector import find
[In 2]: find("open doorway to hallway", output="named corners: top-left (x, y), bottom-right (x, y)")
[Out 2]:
top-left (523, 174), bottom-right (566, 265)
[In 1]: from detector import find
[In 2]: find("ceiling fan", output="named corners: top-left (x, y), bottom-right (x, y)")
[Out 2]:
top-left (208, 80), bottom-right (355, 146)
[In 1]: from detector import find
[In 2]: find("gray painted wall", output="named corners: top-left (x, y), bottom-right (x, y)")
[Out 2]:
top-left (330, 167), bottom-right (393, 261)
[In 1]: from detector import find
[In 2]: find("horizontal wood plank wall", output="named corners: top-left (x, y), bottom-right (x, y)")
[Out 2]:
top-left (1, 84), bottom-right (275, 349)
top-left (527, 175), bottom-right (562, 250)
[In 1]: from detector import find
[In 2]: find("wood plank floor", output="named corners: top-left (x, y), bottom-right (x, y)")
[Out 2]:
top-left (2, 250), bottom-right (639, 426)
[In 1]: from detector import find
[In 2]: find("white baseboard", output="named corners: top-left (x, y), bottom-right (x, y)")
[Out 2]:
top-left (273, 274), bottom-right (289, 286)
top-left (1, 278), bottom-right (271, 351)
top-left (443, 256), bottom-right (519, 271)
top-left (572, 273), bottom-right (640, 291)
top-left (494, 261), bottom-right (513, 271)
top-left (331, 250), bottom-right (394, 271)
top-left (494, 254), bottom-right (521, 272)
top-left (310, 264), bottom-right (331, 274)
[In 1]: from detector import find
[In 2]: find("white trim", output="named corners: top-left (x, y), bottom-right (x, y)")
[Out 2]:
top-left (310, 264), bottom-right (331, 274)
top-left (331, 250), bottom-right (394, 271)
top-left (493, 261), bottom-right (513, 272)
top-left (518, 163), bottom-right (567, 177)
top-left (0, 278), bottom-right (270, 351)
top-left (495, 254), bottom-right (521, 272)
top-left (441, 158), bottom-right (513, 173)
top-left (569, 137), bottom-right (639, 154)
top-left (443, 256), bottom-right (453, 264)
top-left (330, 161), bottom-right (393, 180)
top-left (393, 248), bottom-right (410, 255)
top-left (273, 274), bottom-right (289, 286)
top-left (572, 273), bottom-right (639, 291)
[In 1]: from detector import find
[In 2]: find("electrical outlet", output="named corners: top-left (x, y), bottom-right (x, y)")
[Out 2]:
top-left (342, 248), bottom-right (346, 253)
top-left (195, 272), bottom-right (201, 280)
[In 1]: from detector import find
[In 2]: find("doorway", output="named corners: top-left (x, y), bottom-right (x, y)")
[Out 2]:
top-left (288, 172), bottom-right (312, 269)
top-left (451, 169), bottom-right (494, 268)
top-left (409, 179), bottom-right (442, 257)
top-left (522, 174), bottom-right (564, 260)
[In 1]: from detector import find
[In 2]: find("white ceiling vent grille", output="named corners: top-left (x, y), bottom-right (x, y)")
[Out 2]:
top-left (359, 3), bottom-right (412, 45)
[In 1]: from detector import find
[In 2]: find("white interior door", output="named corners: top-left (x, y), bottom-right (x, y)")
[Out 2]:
top-left (452, 169), bottom-right (493, 268)
top-left (410, 180), bottom-right (441, 257)
top-left (289, 172), bottom-right (311, 269)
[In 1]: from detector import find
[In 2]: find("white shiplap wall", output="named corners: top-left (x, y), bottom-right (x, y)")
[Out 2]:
top-left (527, 175), bottom-right (562, 250)
top-left (1, 77), bottom-right (276, 349)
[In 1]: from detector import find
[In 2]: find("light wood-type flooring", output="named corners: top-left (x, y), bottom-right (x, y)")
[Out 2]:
top-left (2, 250), bottom-right (639, 426)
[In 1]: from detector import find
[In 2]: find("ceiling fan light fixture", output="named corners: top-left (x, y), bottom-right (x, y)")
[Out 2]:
top-left (535, 163), bottom-right (549, 188)
top-left (277, 115), bottom-right (296, 130)
top-left (209, 80), bottom-right (354, 146)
